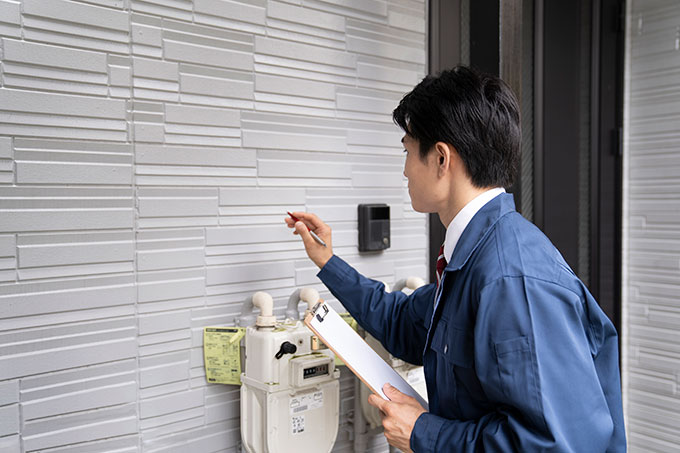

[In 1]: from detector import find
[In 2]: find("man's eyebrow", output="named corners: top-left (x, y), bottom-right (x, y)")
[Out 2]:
top-left (401, 136), bottom-right (405, 144)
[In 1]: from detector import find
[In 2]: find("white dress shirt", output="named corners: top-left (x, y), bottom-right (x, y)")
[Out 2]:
top-left (442, 187), bottom-right (506, 263)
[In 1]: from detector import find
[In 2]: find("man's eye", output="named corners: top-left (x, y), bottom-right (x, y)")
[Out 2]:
top-left (403, 149), bottom-right (408, 153)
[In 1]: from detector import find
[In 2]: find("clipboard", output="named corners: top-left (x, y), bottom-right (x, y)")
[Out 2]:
top-left (304, 300), bottom-right (429, 410)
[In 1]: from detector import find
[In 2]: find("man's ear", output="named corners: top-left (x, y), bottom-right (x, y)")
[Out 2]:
top-left (434, 142), bottom-right (453, 176)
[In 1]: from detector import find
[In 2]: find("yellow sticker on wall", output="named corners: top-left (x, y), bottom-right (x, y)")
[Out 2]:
top-left (204, 327), bottom-right (246, 385)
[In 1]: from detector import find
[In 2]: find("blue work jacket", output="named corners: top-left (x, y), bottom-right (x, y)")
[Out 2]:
top-left (317, 193), bottom-right (626, 452)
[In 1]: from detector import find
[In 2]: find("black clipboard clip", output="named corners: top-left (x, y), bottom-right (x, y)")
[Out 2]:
top-left (313, 302), bottom-right (329, 322)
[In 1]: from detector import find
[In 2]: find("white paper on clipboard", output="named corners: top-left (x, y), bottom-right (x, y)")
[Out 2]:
top-left (305, 301), bottom-right (429, 410)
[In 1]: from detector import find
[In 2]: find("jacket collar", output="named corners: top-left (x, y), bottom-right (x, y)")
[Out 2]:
top-left (445, 192), bottom-right (516, 272)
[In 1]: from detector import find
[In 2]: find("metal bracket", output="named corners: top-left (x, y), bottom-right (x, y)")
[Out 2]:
top-left (315, 303), bottom-right (329, 323)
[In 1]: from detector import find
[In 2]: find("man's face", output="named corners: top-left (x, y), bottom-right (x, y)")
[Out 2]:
top-left (402, 135), bottom-right (440, 213)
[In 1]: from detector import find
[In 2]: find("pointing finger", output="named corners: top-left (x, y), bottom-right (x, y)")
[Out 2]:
top-left (291, 211), bottom-right (326, 231)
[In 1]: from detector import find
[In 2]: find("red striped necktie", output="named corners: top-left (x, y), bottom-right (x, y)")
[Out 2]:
top-left (436, 243), bottom-right (447, 289)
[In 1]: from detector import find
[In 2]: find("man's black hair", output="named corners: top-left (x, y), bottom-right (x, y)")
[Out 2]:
top-left (393, 66), bottom-right (520, 188)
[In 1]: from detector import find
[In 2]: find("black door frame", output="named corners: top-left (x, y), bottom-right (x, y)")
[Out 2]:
top-left (427, 0), bottom-right (462, 284)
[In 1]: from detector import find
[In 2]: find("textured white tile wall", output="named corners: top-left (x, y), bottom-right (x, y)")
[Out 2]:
top-left (623, 0), bottom-right (680, 451)
top-left (0, 0), bottom-right (427, 451)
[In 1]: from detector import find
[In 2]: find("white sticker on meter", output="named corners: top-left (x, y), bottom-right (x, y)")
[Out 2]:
top-left (407, 368), bottom-right (425, 387)
top-left (289, 391), bottom-right (324, 415)
top-left (291, 415), bottom-right (305, 434)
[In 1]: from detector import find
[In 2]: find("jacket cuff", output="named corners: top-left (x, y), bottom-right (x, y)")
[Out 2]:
top-left (411, 412), bottom-right (445, 452)
top-left (316, 255), bottom-right (351, 288)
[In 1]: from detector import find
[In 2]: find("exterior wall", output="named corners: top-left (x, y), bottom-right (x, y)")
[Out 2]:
top-left (0, 1), bottom-right (428, 452)
top-left (623, 0), bottom-right (680, 451)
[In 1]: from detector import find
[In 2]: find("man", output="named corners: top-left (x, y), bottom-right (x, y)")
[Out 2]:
top-left (285, 66), bottom-right (626, 452)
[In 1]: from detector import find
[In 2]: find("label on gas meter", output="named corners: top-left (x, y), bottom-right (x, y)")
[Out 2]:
top-left (203, 327), bottom-right (245, 385)
top-left (290, 391), bottom-right (323, 435)
top-left (407, 368), bottom-right (426, 387)
top-left (289, 391), bottom-right (324, 415)
top-left (291, 415), bottom-right (305, 435)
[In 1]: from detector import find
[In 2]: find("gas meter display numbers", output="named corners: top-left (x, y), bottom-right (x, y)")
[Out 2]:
top-left (303, 363), bottom-right (329, 379)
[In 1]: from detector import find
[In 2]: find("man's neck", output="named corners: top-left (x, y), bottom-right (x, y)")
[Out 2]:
top-left (438, 185), bottom-right (499, 227)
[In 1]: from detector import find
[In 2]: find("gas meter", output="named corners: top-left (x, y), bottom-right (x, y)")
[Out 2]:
top-left (238, 289), bottom-right (340, 453)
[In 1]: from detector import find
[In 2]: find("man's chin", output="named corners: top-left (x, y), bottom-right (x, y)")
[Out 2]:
top-left (408, 197), bottom-right (433, 214)
top-left (411, 205), bottom-right (437, 215)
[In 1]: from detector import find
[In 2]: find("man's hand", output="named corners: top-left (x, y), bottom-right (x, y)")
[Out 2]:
top-left (284, 211), bottom-right (333, 269)
top-left (368, 383), bottom-right (427, 452)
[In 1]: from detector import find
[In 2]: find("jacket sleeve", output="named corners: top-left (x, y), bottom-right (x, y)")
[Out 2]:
top-left (411, 275), bottom-right (619, 452)
top-left (316, 255), bottom-right (434, 365)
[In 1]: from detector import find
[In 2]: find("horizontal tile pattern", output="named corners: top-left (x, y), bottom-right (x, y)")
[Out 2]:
top-left (624, 1), bottom-right (680, 452)
top-left (0, 0), bottom-right (426, 452)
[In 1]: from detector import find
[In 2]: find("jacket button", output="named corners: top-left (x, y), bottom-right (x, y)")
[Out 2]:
top-left (444, 344), bottom-right (448, 354)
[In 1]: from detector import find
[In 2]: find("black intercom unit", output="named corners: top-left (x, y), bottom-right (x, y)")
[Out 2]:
top-left (358, 204), bottom-right (390, 252)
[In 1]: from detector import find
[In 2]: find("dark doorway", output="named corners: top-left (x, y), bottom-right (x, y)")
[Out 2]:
top-left (427, 0), bottom-right (624, 331)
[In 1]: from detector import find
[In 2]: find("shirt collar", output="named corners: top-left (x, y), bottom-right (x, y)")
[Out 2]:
top-left (443, 187), bottom-right (506, 263)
